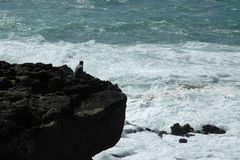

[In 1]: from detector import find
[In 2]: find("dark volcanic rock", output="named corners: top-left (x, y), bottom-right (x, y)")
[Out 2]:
top-left (0, 61), bottom-right (127, 160)
top-left (171, 123), bottom-right (194, 136)
top-left (179, 138), bottom-right (187, 143)
top-left (202, 125), bottom-right (226, 134)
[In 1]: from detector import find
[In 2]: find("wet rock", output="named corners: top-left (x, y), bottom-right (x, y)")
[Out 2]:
top-left (185, 133), bottom-right (195, 137)
top-left (0, 61), bottom-right (127, 160)
top-left (180, 84), bottom-right (204, 89)
top-left (183, 124), bottom-right (194, 133)
top-left (179, 138), bottom-right (187, 143)
top-left (157, 131), bottom-right (168, 138)
top-left (111, 150), bottom-right (136, 158)
top-left (124, 127), bottom-right (145, 134)
top-left (202, 125), bottom-right (226, 134)
top-left (171, 123), bottom-right (194, 136)
top-left (123, 122), bottom-right (167, 138)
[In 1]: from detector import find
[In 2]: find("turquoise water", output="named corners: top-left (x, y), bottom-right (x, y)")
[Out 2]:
top-left (1, 0), bottom-right (240, 45)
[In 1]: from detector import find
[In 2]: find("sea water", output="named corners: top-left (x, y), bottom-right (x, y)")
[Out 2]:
top-left (1, 0), bottom-right (240, 159)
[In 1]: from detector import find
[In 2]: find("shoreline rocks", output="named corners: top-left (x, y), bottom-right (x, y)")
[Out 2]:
top-left (123, 122), bottom-right (226, 143)
top-left (179, 138), bottom-right (188, 143)
top-left (170, 123), bottom-right (226, 136)
top-left (0, 61), bottom-right (127, 160)
top-left (171, 123), bottom-right (194, 136)
top-left (202, 124), bottom-right (226, 134)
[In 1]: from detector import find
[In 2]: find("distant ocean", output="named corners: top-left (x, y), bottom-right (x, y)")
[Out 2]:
top-left (1, 0), bottom-right (240, 159)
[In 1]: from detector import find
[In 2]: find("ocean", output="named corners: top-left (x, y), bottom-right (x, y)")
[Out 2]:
top-left (1, 0), bottom-right (240, 159)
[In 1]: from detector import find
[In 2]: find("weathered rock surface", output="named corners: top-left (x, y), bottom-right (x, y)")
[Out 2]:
top-left (0, 61), bottom-right (127, 160)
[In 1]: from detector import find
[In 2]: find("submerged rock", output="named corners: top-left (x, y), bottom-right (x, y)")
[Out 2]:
top-left (179, 138), bottom-right (188, 143)
top-left (0, 61), bottom-right (127, 160)
top-left (123, 121), bottom-right (168, 138)
top-left (179, 84), bottom-right (204, 90)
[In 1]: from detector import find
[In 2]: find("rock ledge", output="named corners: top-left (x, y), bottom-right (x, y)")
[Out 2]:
top-left (0, 61), bottom-right (127, 160)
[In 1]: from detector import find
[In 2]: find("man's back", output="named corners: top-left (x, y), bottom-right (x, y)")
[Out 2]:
top-left (75, 61), bottom-right (84, 78)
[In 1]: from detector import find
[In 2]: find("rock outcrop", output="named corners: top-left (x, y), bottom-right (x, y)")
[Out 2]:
top-left (0, 61), bottom-right (127, 160)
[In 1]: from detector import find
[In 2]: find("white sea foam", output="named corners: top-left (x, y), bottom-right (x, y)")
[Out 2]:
top-left (1, 38), bottom-right (240, 159)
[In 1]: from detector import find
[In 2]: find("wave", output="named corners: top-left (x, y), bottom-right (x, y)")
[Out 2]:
top-left (1, 36), bottom-right (240, 160)
top-left (1, 37), bottom-right (239, 89)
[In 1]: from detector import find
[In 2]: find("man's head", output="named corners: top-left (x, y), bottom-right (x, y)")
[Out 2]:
top-left (79, 61), bottom-right (84, 65)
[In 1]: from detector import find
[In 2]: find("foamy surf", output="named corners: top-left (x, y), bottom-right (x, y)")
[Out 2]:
top-left (1, 37), bottom-right (240, 159)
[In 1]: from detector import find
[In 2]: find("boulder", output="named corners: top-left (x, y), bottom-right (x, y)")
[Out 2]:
top-left (202, 125), bottom-right (226, 134)
top-left (170, 123), bottom-right (194, 136)
top-left (0, 61), bottom-right (127, 160)
top-left (179, 138), bottom-right (187, 143)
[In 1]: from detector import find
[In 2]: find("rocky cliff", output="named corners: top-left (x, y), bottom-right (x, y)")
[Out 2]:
top-left (0, 61), bottom-right (127, 160)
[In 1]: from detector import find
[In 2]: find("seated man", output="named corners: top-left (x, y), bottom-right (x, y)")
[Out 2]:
top-left (75, 61), bottom-right (84, 78)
